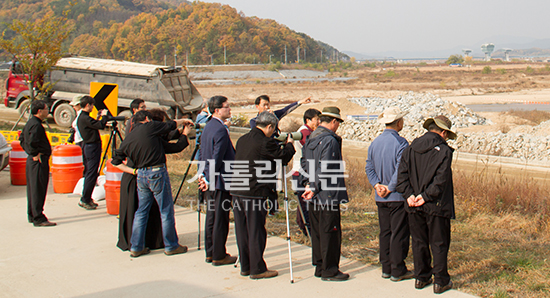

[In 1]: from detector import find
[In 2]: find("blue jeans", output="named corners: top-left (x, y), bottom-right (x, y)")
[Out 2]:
top-left (131, 166), bottom-right (179, 252)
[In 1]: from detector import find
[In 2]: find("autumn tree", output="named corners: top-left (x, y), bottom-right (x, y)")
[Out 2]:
top-left (0, 11), bottom-right (74, 100)
top-left (446, 54), bottom-right (464, 65)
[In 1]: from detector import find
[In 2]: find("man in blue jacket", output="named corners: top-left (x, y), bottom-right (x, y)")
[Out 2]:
top-left (249, 95), bottom-right (311, 130)
top-left (198, 95), bottom-right (238, 266)
top-left (366, 107), bottom-right (412, 282)
top-left (300, 107), bottom-right (350, 281)
top-left (250, 95), bottom-right (311, 215)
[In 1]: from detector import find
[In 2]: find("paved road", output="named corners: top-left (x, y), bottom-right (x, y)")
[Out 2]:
top-left (0, 169), bottom-right (475, 297)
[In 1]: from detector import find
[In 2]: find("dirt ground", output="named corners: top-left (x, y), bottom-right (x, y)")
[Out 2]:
top-left (193, 62), bottom-right (550, 134)
top-left (2, 61), bottom-right (550, 134)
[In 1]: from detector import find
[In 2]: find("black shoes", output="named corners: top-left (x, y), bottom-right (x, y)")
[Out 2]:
top-left (212, 255), bottom-right (237, 266)
top-left (79, 201), bottom-right (97, 210)
top-left (165, 245), bottom-right (188, 256)
top-left (381, 272), bottom-right (391, 279)
top-left (130, 247), bottom-right (150, 258)
top-left (321, 271), bottom-right (350, 281)
top-left (34, 221), bottom-right (56, 227)
top-left (390, 270), bottom-right (414, 282)
top-left (434, 281), bottom-right (453, 294)
top-left (415, 278), bottom-right (433, 289)
top-left (205, 257), bottom-right (213, 263)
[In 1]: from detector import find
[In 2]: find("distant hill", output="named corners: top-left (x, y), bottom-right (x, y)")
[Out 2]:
top-left (0, 0), bottom-right (344, 65)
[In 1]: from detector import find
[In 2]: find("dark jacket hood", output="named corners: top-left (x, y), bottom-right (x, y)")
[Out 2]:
top-left (410, 131), bottom-right (453, 154)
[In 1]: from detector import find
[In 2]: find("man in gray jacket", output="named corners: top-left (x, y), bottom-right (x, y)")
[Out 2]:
top-left (301, 107), bottom-right (349, 281)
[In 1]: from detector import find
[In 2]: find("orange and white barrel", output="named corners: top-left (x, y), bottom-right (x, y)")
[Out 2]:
top-left (105, 159), bottom-right (123, 215)
top-left (51, 144), bottom-right (84, 193)
top-left (9, 141), bottom-right (27, 185)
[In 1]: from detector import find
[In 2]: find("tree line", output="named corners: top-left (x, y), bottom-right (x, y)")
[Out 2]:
top-left (1, 0), bottom-right (344, 65)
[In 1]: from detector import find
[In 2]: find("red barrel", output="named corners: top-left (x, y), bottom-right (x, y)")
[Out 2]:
top-left (51, 144), bottom-right (84, 193)
top-left (105, 159), bottom-right (123, 215)
top-left (9, 141), bottom-right (27, 185)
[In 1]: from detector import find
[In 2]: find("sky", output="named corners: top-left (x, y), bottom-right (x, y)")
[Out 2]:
top-left (202, 0), bottom-right (550, 55)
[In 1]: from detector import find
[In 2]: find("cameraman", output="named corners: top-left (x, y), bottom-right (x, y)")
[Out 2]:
top-left (77, 95), bottom-right (109, 210)
top-left (231, 111), bottom-right (295, 279)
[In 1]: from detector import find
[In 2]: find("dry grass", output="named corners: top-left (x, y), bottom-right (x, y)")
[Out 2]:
top-left (167, 132), bottom-right (550, 297)
top-left (502, 109), bottom-right (550, 125)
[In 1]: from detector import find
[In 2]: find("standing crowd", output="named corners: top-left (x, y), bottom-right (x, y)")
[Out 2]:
top-left (21, 93), bottom-right (457, 294)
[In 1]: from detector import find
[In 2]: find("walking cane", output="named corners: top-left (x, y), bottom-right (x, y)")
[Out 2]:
top-left (283, 165), bottom-right (295, 283)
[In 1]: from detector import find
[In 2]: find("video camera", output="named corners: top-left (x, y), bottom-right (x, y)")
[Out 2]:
top-left (274, 131), bottom-right (302, 142)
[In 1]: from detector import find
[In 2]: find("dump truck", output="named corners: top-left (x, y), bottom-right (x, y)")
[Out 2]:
top-left (4, 56), bottom-right (203, 127)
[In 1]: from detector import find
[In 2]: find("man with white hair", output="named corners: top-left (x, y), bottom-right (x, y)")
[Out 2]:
top-left (366, 107), bottom-right (412, 282)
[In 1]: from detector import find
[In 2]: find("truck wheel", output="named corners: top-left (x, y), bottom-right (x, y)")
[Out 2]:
top-left (18, 99), bottom-right (31, 121)
top-left (54, 103), bottom-right (76, 128)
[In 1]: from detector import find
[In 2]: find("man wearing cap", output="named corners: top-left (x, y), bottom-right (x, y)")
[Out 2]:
top-left (69, 95), bottom-right (86, 175)
top-left (301, 107), bottom-right (350, 281)
top-left (366, 107), bottom-right (412, 282)
top-left (396, 115), bottom-right (456, 294)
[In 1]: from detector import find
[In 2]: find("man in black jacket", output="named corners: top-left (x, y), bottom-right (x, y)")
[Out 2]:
top-left (301, 107), bottom-right (350, 281)
top-left (112, 110), bottom-right (192, 257)
top-left (396, 115), bottom-right (456, 294)
top-left (231, 111), bottom-right (295, 279)
top-left (77, 95), bottom-right (109, 210)
top-left (19, 100), bottom-right (56, 227)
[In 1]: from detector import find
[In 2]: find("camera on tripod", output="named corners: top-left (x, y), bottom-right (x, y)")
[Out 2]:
top-left (274, 131), bottom-right (302, 142)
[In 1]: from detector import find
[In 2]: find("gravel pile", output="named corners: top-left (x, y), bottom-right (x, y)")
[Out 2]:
top-left (339, 92), bottom-right (550, 161)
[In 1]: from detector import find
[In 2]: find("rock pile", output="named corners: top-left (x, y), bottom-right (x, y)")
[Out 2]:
top-left (339, 92), bottom-right (550, 161)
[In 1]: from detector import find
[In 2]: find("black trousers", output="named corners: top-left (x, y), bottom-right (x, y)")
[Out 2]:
top-left (377, 201), bottom-right (410, 277)
top-left (233, 196), bottom-right (268, 275)
top-left (409, 211), bottom-right (451, 286)
top-left (82, 142), bottom-right (101, 203)
top-left (310, 202), bottom-right (342, 277)
top-left (204, 189), bottom-right (231, 261)
top-left (26, 155), bottom-right (49, 224)
top-left (76, 141), bottom-right (86, 176)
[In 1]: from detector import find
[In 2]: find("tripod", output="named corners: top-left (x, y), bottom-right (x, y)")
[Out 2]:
top-left (174, 135), bottom-right (203, 250)
top-left (99, 120), bottom-right (124, 175)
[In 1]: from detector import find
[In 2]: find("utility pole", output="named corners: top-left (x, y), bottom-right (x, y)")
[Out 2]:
top-left (320, 50), bottom-right (323, 63)
top-left (210, 55), bottom-right (213, 65)
top-left (224, 46), bottom-right (227, 64)
top-left (285, 45), bottom-right (287, 64)
top-left (297, 46), bottom-right (300, 63)
top-left (174, 47), bottom-right (177, 67)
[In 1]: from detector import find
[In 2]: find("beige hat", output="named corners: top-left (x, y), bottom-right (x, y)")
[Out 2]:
top-left (423, 115), bottom-right (457, 140)
top-left (70, 95), bottom-right (85, 106)
top-left (377, 107), bottom-right (409, 124)
top-left (320, 106), bottom-right (344, 122)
